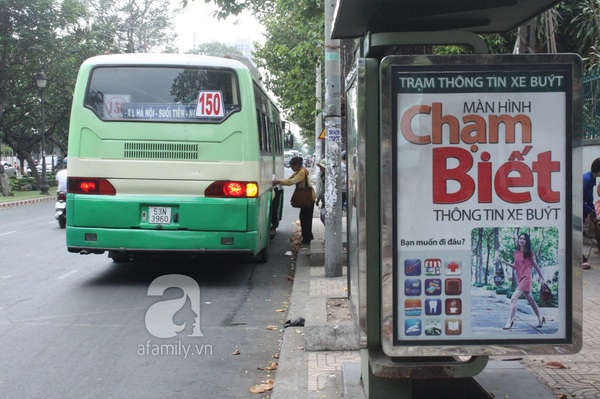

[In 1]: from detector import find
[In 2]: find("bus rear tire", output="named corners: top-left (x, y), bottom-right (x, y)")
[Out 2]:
top-left (109, 251), bottom-right (131, 263)
top-left (253, 241), bottom-right (269, 263)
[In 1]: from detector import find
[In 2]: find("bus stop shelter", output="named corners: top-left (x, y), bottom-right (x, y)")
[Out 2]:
top-left (329, 1), bottom-right (581, 398)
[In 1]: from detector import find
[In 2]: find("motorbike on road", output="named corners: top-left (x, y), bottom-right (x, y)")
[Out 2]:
top-left (55, 191), bottom-right (66, 228)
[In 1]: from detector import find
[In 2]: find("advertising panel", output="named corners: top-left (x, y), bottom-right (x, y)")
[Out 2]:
top-left (380, 54), bottom-right (582, 357)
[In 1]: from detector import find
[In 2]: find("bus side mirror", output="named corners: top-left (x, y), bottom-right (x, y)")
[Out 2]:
top-left (284, 132), bottom-right (294, 148)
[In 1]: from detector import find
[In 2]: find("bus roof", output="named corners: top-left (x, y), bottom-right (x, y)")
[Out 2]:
top-left (81, 53), bottom-right (250, 71)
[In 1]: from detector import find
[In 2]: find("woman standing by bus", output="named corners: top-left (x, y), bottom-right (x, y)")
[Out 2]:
top-left (273, 157), bottom-right (315, 245)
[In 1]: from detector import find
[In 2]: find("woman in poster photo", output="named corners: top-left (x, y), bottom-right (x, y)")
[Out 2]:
top-left (498, 232), bottom-right (546, 330)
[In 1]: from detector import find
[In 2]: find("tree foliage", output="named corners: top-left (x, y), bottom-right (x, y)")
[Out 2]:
top-left (0, 0), bottom-right (90, 185)
top-left (0, 0), bottom-right (178, 194)
top-left (557, 0), bottom-right (600, 69)
top-left (193, 0), bottom-right (324, 139)
top-left (185, 41), bottom-right (243, 56)
top-left (253, 2), bottom-right (323, 137)
top-left (87, 0), bottom-right (178, 53)
top-left (197, 0), bottom-right (599, 146)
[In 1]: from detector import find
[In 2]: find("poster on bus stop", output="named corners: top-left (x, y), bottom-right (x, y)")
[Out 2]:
top-left (379, 55), bottom-right (582, 356)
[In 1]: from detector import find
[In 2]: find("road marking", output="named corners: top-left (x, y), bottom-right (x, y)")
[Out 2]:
top-left (0, 231), bottom-right (16, 236)
top-left (48, 221), bottom-right (57, 224)
top-left (0, 275), bottom-right (13, 279)
top-left (57, 270), bottom-right (78, 280)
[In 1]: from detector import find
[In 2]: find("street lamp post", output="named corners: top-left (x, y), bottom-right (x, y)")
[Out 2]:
top-left (36, 71), bottom-right (49, 195)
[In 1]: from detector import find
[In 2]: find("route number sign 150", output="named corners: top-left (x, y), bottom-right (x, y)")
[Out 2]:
top-left (195, 90), bottom-right (224, 118)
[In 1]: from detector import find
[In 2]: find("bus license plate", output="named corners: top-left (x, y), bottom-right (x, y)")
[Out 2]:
top-left (148, 206), bottom-right (171, 224)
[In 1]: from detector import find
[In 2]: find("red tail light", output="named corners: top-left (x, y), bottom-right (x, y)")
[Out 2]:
top-left (68, 178), bottom-right (116, 195)
top-left (57, 192), bottom-right (67, 201)
top-left (205, 181), bottom-right (259, 198)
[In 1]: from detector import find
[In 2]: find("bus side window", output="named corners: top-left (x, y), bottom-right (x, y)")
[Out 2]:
top-left (263, 113), bottom-right (271, 153)
top-left (256, 110), bottom-right (264, 151)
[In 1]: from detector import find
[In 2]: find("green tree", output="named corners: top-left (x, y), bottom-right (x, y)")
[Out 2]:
top-left (87, 0), bottom-right (179, 53)
top-left (560, 0), bottom-right (600, 68)
top-left (0, 0), bottom-right (91, 190)
top-left (0, 0), bottom-right (179, 194)
top-left (253, 3), bottom-right (323, 138)
top-left (186, 41), bottom-right (243, 56)
top-left (196, 0), bottom-right (599, 145)
top-left (190, 0), bottom-right (323, 142)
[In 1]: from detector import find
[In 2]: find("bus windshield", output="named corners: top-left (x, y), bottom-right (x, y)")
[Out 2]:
top-left (84, 66), bottom-right (240, 123)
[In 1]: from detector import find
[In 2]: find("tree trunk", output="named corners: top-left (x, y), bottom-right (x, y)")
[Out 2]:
top-left (0, 166), bottom-right (12, 197)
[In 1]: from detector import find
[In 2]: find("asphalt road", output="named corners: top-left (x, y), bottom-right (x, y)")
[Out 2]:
top-left (0, 194), bottom-right (298, 399)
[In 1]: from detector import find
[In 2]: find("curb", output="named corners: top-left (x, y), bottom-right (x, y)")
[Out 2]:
top-left (0, 195), bottom-right (55, 209)
top-left (272, 248), bottom-right (312, 399)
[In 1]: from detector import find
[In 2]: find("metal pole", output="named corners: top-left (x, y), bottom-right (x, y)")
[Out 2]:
top-left (324, 0), bottom-right (342, 277)
top-left (39, 87), bottom-right (49, 195)
top-left (315, 63), bottom-right (322, 159)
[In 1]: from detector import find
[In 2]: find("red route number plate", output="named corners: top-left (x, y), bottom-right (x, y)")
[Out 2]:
top-left (195, 90), bottom-right (224, 118)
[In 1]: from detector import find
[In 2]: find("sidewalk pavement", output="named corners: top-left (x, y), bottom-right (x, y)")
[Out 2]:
top-left (273, 216), bottom-right (600, 399)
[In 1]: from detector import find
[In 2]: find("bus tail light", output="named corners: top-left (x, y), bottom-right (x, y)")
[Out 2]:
top-left (205, 181), bottom-right (259, 198)
top-left (68, 178), bottom-right (116, 195)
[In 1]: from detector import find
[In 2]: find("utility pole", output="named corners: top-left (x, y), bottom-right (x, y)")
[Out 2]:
top-left (315, 63), bottom-right (323, 159)
top-left (323, 0), bottom-right (342, 277)
top-left (514, 18), bottom-right (536, 53)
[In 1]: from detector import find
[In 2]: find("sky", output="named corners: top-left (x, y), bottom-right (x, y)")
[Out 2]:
top-left (171, 1), bottom-right (265, 53)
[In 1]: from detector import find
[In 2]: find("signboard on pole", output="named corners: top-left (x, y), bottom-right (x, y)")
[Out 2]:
top-left (380, 54), bottom-right (583, 357)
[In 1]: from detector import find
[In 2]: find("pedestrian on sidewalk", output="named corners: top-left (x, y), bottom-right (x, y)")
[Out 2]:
top-left (498, 232), bottom-right (546, 330)
top-left (273, 157), bottom-right (315, 245)
top-left (583, 158), bottom-right (600, 269)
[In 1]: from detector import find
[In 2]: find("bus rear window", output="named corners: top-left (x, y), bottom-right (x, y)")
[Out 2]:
top-left (84, 66), bottom-right (240, 122)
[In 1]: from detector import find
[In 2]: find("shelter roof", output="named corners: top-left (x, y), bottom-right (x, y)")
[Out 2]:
top-left (332, 0), bottom-right (563, 39)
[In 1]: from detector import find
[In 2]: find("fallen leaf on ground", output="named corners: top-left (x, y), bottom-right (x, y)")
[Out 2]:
top-left (266, 325), bottom-right (278, 330)
top-left (262, 379), bottom-right (275, 390)
top-left (275, 309), bottom-right (285, 312)
top-left (232, 349), bottom-right (240, 355)
top-left (266, 362), bottom-right (278, 370)
top-left (249, 385), bottom-right (265, 394)
top-left (545, 360), bottom-right (567, 369)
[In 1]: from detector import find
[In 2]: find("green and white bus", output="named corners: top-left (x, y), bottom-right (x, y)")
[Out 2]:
top-left (65, 53), bottom-right (290, 262)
